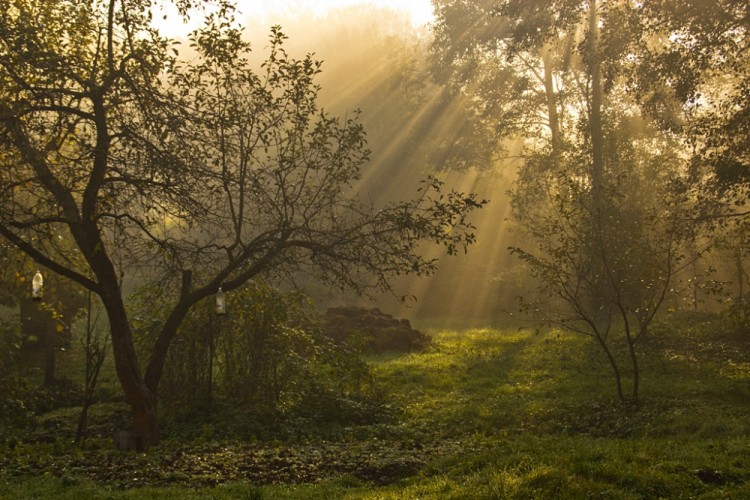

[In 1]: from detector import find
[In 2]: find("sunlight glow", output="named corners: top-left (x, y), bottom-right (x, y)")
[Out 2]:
top-left (152, 0), bottom-right (434, 38)
top-left (249, 0), bottom-right (435, 27)
top-left (149, 0), bottom-right (506, 325)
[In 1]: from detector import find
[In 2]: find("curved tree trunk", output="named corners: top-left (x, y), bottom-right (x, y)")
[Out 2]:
top-left (102, 291), bottom-right (161, 449)
top-left (596, 336), bottom-right (625, 402)
top-left (128, 386), bottom-right (160, 450)
top-left (625, 328), bottom-right (640, 402)
top-left (629, 343), bottom-right (640, 402)
top-left (77, 218), bottom-right (162, 449)
top-left (107, 314), bottom-right (160, 449)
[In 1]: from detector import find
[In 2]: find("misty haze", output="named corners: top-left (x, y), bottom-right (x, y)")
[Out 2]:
top-left (1, 0), bottom-right (748, 497)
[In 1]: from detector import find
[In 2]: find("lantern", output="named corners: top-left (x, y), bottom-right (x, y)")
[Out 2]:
top-left (216, 287), bottom-right (226, 315)
top-left (31, 270), bottom-right (43, 301)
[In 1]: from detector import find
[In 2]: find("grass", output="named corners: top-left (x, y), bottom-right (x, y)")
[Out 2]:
top-left (2, 314), bottom-right (750, 498)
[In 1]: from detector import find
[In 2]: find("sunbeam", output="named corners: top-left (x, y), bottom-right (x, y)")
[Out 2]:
top-left (250, 5), bottom-right (531, 326)
top-left (148, 1), bottom-right (528, 325)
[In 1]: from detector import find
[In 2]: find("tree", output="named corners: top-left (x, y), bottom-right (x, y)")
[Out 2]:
top-left (633, 0), bottom-right (749, 190)
top-left (75, 291), bottom-right (109, 446)
top-left (0, 0), bottom-right (484, 449)
top-left (510, 128), bottom-right (697, 401)
top-left (431, 0), bottom-right (589, 168)
top-left (632, 0), bottom-right (750, 317)
top-left (431, 0), bottom-right (719, 400)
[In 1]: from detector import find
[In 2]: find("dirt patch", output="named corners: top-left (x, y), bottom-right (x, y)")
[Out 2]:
top-left (322, 307), bottom-right (431, 353)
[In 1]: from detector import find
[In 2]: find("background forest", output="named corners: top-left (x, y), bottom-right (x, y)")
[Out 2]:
top-left (1, 0), bottom-right (749, 497)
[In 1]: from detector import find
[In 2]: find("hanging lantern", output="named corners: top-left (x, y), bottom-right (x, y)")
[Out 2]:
top-left (216, 287), bottom-right (226, 315)
top-left (31, 270), bottom-right (44, 301)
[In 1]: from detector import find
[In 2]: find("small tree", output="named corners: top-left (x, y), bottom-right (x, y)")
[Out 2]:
top-left (75, 292), bottom-right (110, 446)
top-left (0, 1), bottom-right (485, 448)
top-left (511, 143), bottom-right (697, 402)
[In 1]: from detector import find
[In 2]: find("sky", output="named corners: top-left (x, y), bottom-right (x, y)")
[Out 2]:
top-left (153, 0), bottom-right (435, 38)
top-left (247, 0), bottom-right (435, 26)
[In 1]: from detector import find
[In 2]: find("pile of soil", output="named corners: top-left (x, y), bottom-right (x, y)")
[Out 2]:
top-left (321, 306), bottom-right (431, 353)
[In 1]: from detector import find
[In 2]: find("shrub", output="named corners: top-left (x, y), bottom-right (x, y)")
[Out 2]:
top-left (722, 295), bottom-right (750, 336)
top-left (156, 280), bottom-right (384, 428)
top-left (0, 321), bottom-right (35, 439)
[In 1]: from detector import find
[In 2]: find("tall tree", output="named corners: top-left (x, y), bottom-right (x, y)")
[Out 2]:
top-left (632, 0), bottom-right (750, 309)
top-left (0, 0), bottom-right (484, 448)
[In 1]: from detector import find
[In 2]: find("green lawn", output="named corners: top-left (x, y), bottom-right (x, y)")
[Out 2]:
top-left (2, 315), bottom-right (749, 498)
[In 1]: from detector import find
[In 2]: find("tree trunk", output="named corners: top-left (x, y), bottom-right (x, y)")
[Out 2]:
top-left (625, 327), bottom-right (640, 402)
top-left (129, 388), bottom-right (159, 450)
top-left (588, 0), bottom-right (604, 207)
top-left (541, 44), bottom-right (561, 160)
top-left (105, 311), bottom-right (161, 449)
top-left (597, 336), bottom-right (624, 402)
top-left (43, 319), bottom-right (56, 386)
top-left (94, 276), bottom-right (161, 449)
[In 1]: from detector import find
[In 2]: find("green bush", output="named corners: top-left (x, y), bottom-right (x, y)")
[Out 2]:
top-left (0, 375), bottom-right (34, 441)
top-left (721, 295), bottom-right (750, 336)
top-left (27, 376), bottom-right (85, 413)
top-left (149, 280), bottom-right (384, 429)
top-left (0, 321), bottom-right (35, 439)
